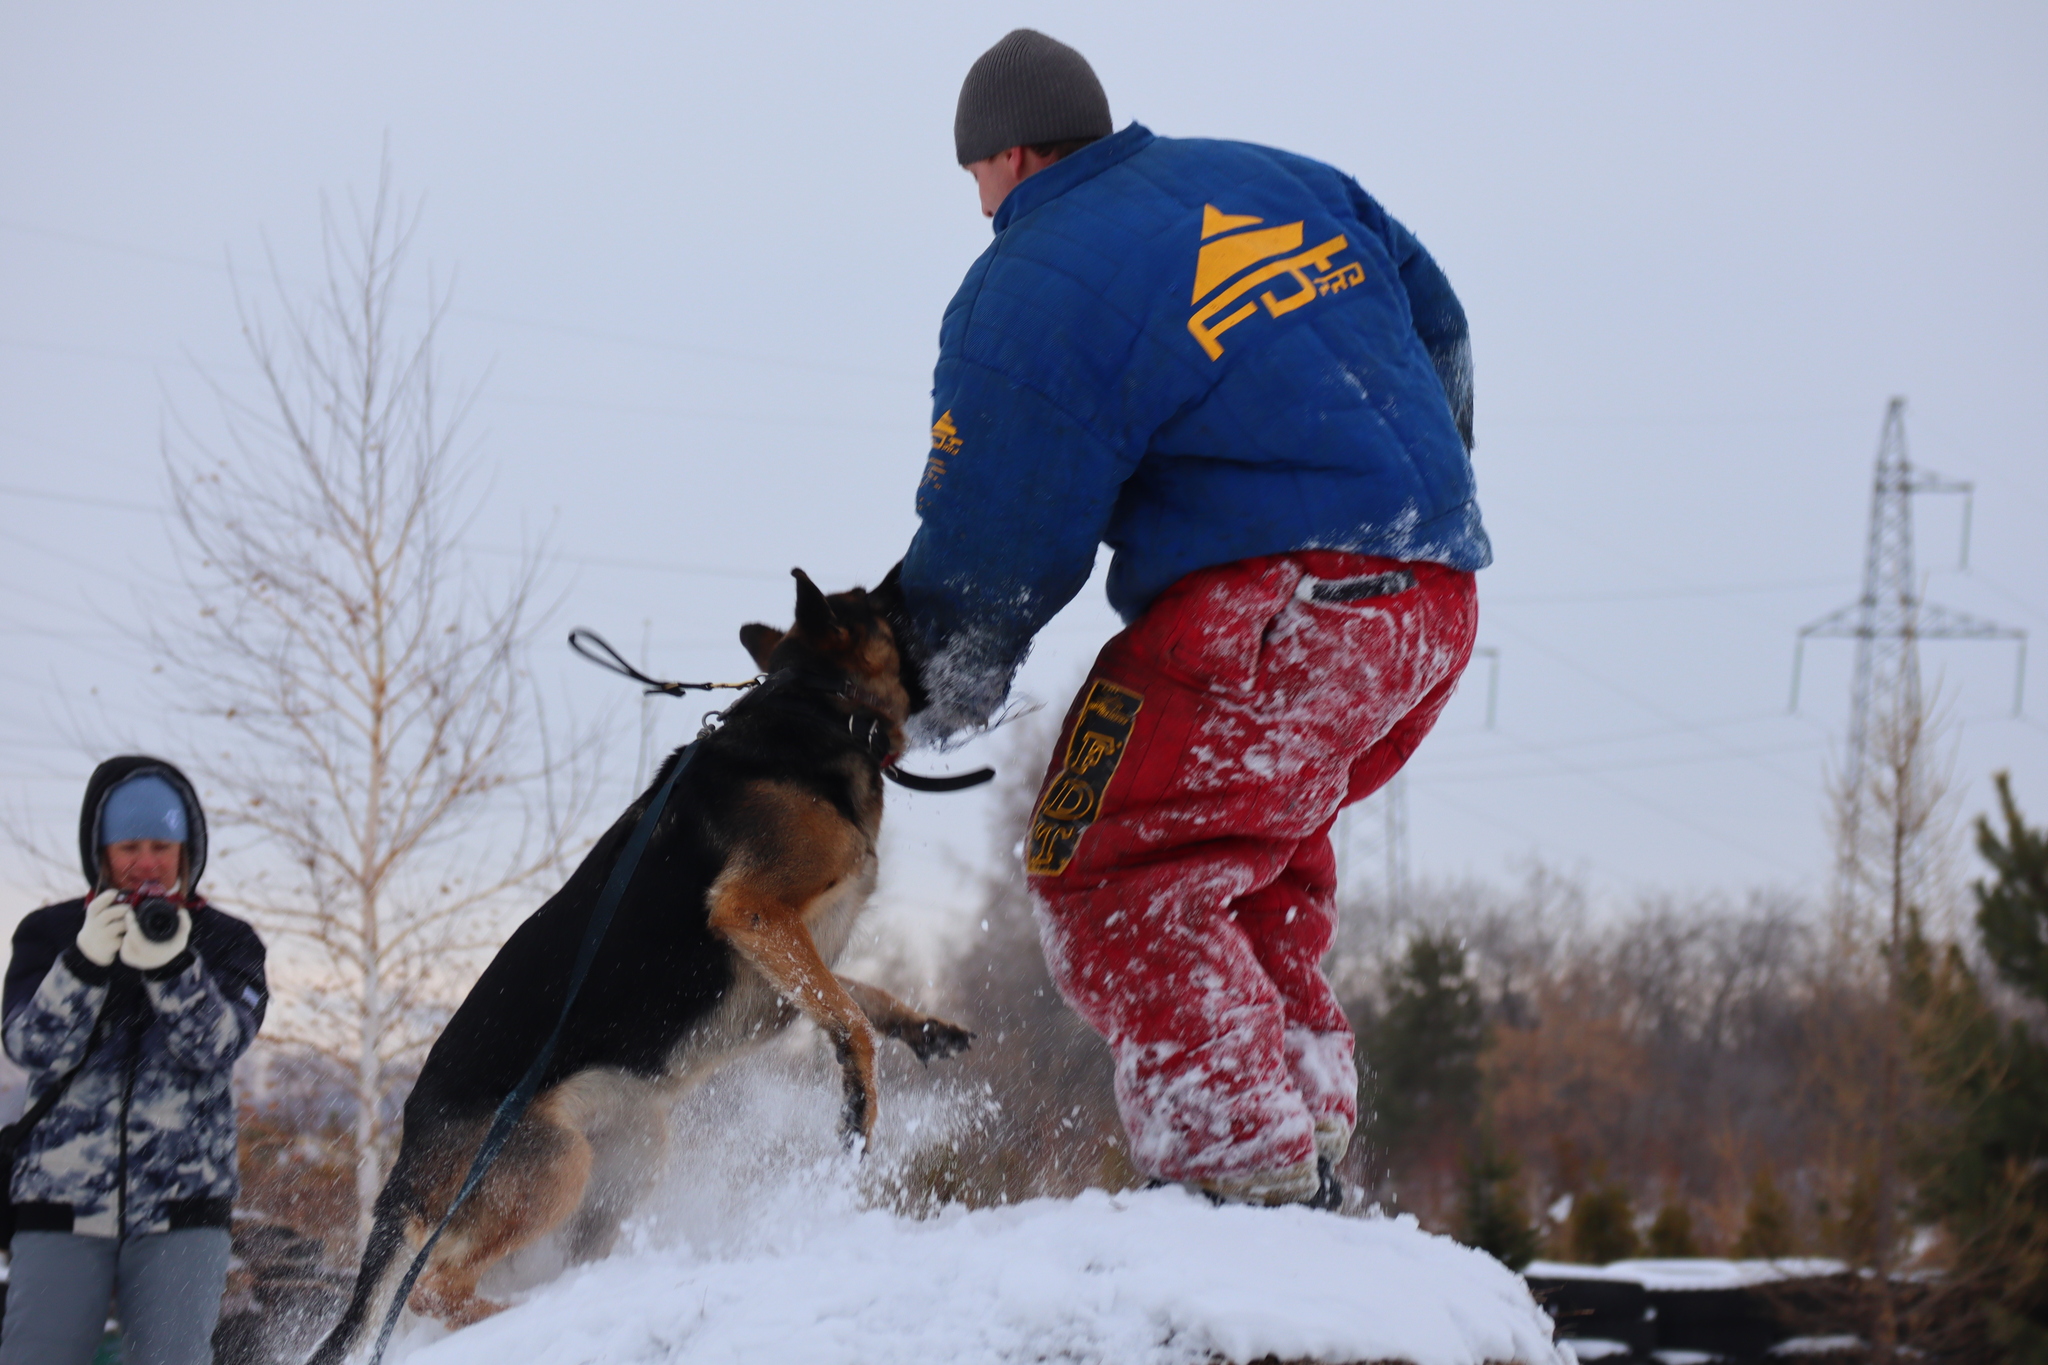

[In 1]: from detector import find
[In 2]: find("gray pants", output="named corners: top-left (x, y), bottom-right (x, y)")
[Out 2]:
top-left (0, 1228), bottom-right (231, 1365)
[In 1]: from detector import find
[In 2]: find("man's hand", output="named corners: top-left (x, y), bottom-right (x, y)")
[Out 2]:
top-left (75, 890), bottom-right (128, 967)
top-left (119, 907), bottom-right (191, 972)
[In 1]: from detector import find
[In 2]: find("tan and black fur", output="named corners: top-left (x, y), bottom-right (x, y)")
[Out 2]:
top-left (309, 567), bottom-right (969, 1362)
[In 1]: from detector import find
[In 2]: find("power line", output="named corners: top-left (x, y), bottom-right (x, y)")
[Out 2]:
top-left (5, 526), bottom-right (153, 587)
top-left (1506, 408), bottom-right (1867, 432)
top-left (471, 390), bottom-right (908, 435)
top-left (0, 336), bottom-right (226, 373)
top-left (1418, 737), bottom-right (1829, 783)
top-left (1957, 565), bottom-right (2048, 633)
top-left (0, 217), bottom-right (227, 273)
top-left (1480, 724), bottom-right (1808, 874)
top-left (469, 545), bottom-right (789, 583)
top-left (0, 483), bottom-right (162, 515)
top-left (446, 305), bottom-right (923, 385)
top-left (0, 216), bottom-right (925, 386)
top-left (1487, 576), bottom-right (1853, 606)
top-left (1423, 708), bottom-right (1797, 760)
top-left (1485, 615), bottom-right (1818, 792)
top-left (1401, 780), bottom-right (1575, 857)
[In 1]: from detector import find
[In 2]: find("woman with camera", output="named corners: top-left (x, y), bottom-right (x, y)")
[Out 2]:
top-left (0, 756), bottom-right (266, 1365)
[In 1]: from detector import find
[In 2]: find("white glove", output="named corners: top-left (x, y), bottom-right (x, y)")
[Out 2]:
top-left (75, 890), bottom-right (128, 967)
top-left (119, 905), bottom-right (192, 972)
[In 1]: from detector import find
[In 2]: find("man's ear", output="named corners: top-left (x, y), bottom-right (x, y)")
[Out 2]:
top-left (739, 624), bottom-right (784, 671)
top-left (792, 568), bottom-right (838, 636)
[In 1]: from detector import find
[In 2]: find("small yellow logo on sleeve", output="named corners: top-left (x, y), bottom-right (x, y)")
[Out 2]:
top-left (930, 410), bottom-right (963, 454)
top-left (1186, 204), bottom-right (1366, 361)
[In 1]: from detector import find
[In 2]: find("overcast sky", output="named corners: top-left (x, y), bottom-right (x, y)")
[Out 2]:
top-left (3, 1), bottom-right (2044, 931)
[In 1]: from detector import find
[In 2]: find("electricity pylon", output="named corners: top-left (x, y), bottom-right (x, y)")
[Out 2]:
top-left (1382, 771), bottom-right (1409, 918)
top-left (1790, 397), bottom-right (2026, 860)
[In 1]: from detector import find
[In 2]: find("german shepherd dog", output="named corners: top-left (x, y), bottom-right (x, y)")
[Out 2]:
top-left (309, 568), bottom-right (973, 1362)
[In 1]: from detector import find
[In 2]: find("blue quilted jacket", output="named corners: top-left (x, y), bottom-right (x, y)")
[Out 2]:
top-left (899, 123), bottom-right (1487, 738)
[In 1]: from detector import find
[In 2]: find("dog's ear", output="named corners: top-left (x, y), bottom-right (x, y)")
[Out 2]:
top-left (866, 561), bottom-right (929, 714)
top-left (739, 624), bottom-right (784, 670)
top-left (869, 561), bottom-right (907, 617)
top-left (792, 568), bottom-right (839, 637)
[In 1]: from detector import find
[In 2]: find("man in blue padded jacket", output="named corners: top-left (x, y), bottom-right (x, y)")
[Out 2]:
top-left (895, 30), bottom-right (1488, 1207)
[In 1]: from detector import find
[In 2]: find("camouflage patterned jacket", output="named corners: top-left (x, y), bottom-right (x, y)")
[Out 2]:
top-left (3, 899), bottom-right (266, 1238)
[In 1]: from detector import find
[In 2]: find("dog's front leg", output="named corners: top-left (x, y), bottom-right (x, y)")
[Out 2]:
top-left (838, 977), bottom-right (975, 1063)
top-left (708, 885), bottom-right (879, 1147)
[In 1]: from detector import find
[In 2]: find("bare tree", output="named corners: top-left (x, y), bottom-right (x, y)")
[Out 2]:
top-left (159, 167), bottom-right (603, 1241)
top-left (1828, 677), bottom-right (1958, 1358)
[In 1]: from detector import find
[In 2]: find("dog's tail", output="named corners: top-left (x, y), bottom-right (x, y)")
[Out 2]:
top-left (305, 1168), bottom-right (429, 1365)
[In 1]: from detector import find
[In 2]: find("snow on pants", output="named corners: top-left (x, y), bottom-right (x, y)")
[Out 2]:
top-left (1027, 551), bottom-right (1476, 1183)
top-left (0, 1228), bottom-right (232, 1365)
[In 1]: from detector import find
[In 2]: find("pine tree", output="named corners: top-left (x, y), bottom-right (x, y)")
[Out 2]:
top-left (1902, 773), bottom-right (2048, 1352)
top-left (1457, 1129), bottom-right (1541, 1270)
top-left (1735, 1169), bottom-right (1796, 1259)
top-left (1648, 1200), bottom-right (1701, 1258)
top-left (1360, 931), bottom-right (1487, 1163)
top-left (1975, 773), bottom-right (2048, 1000)
top-left (1567, 1184), bottom-right (1640, 1265)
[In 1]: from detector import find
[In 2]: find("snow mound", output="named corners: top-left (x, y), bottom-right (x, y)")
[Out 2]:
top-left (378, 1055), bottom-right (1560, 1365)
top-left (402, 1184), bottom-right (1561, 1365)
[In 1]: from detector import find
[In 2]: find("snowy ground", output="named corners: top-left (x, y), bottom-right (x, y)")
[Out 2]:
top-left (379, 1051), bottom-right (1564, 1365)
top-left (1525, 1257), bottom-right (1847, 1290)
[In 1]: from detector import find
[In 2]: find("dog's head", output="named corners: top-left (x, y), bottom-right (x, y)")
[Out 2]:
top-left (740, 565), bottom-right (927, 723)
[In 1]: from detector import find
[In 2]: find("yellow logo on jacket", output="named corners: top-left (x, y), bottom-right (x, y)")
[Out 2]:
top-left (917, 411), bottom-right (962, 514)
top-left (1187, 205), bottom-right (1366, 361)
top-left (1027, 679), bottom-right (1143, 877)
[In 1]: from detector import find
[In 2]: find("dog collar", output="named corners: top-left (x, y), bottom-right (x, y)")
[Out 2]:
top-left (842, 708), bottom-right (994, 793)
top-left (846, 709), bottom-right (896, 766)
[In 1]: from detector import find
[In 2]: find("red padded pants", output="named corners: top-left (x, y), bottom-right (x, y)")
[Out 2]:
top-left (1026, 551), bottom-right (1477, 1183)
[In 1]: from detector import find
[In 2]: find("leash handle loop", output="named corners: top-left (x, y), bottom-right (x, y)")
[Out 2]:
top-left (368, 744), bottom-right (698, 1365)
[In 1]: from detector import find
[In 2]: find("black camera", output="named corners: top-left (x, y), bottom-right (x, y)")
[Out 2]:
top-left (122, 885), bottom-right (185, 943)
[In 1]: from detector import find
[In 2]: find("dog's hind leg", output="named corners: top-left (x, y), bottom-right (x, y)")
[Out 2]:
top-left (708, 882), bottom-right (880, 1146)
top-left (837, 976), bottom-right (976, 1063)
top-left (408, 1094), bottom-right (597, 1327)
top-left (551, 1070), bottom-right (670, 1263)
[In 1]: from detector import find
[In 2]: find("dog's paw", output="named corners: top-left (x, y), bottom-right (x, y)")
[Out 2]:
top-left (906, 1017), bottom-right (975, 1063)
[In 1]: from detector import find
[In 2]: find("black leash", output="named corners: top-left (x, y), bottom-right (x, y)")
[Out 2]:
top-left (368, 745), bottom-right (698, 1365)
top-left (569, 627), bottom-right (763, 696)
top-left (570, 627), bottom-right (995, 792)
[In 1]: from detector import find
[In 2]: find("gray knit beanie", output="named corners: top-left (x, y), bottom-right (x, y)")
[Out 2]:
top-left (954, 29), bottom-right (1112, 166)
